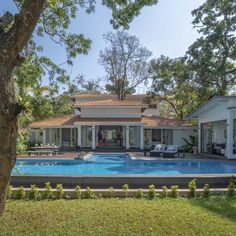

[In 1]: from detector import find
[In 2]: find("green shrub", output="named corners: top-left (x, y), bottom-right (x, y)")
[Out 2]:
top-left (54, 184), bottom-right (64, 199)
top-left (7, 185), bottom-right (13, 199)
top-left (16, 186), bottom-right (25, 200)
top-left (135, 188), bottom-right (144, 199)
top-left (28, 185), bottom-right (39, 200)
top-left (83, 187), bottom-right (95, 199)
top-left (108, 187), bottom-right (115, 198)
top-left (188, 179), bottom-right (197, 198)
top-left (202, 184), bottom-right (210, 198)
top-left (161, 186), bottom-right (168, 198)
top-left (75, 186), bottom-right (82, 199)
top-left (43, 182), bottom-right (52, 199)
top-left (122, 184), bottom-right (129, 198)
top-left (169, 185), bottom-right (179, 198)
top-left (226, 181), bottom-right (235, 198)
top-left (147, 185), bottom-right (156, 200)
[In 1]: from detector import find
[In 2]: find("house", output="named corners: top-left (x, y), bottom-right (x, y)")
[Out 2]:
top-left (186, 96), bottom-right (236, 159)
top-left (29, 94), bottom-right (197, 150)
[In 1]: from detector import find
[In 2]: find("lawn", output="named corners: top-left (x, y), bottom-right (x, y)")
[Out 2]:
top-left (1, 197), bottom-right (236, 236)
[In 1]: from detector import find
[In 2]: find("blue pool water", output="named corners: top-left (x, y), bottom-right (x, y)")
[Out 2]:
top-left (13, 154), bottom-right (236, 175)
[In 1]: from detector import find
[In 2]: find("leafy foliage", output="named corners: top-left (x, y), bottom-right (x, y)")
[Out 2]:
top-left (202, 184), bottom-right (210, 199)
top-left (188, 179), bottom-right (197, 198)
top-left (187, 0), bottom-right (236, 95)
top-left (149, 56), bottom-right (202, 120)
top-left (182, 135), bottom-right (198, 153)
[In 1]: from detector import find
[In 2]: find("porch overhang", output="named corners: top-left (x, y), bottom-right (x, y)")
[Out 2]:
top-left (185, 96), bottom-right (236, 119)
top-left (74, 118), bottom-right (144, 126)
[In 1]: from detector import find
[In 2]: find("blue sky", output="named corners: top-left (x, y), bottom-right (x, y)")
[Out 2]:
top-left (1, 0), bottom-right (205, 92)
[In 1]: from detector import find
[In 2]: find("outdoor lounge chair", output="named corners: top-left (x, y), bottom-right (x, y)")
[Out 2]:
top-left (163, 145), bottom-right (179, 158)
top-left (150, 144), bottom-right (166, 157)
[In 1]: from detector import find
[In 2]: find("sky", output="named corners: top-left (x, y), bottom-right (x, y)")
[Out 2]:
top-left (1, 0), bottom-right (205, 92)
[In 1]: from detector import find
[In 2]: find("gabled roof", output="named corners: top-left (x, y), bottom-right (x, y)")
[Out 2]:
top-left (30, 115), bottom-right (195, 128)
top-left (72, 94), bottom-right (146, 99)
top-left (142, 116), bottom-right (196, 128)
top-left (73, 94), bottom-right (148, 108)
top-left (30, 115), bottom-right (79, 127)
top-left (185, 96), bottom-right (236, 119)
top-left (74, 99), bottom-right (148, 108)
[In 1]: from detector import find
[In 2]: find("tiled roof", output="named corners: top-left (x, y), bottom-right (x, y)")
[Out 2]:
top-left (141, 116), bottom-right (196, 128)
top-left (74, 117), bottom-right (142, 123)
top-left (74, 99), bottom-right (147, 107)
top-left (72, 94), bottom-right (146, 99)
top-left (30, 115), bottom-right (196, 128)
top-left (30, 115), bottom-right (79, 127)
top-left (30, 116), bottom-right (142, 127)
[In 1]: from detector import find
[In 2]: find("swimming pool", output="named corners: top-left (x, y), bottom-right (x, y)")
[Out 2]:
top-left (13, 153), bottom-right (236, 175)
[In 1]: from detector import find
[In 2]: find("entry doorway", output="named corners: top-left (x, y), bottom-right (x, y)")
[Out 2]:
top-left (98, 126), bottom-right (123, 147)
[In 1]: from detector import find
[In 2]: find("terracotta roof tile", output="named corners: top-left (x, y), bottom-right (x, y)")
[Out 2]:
top-left (74, 117), bottom-right (142, 123)
top-left (141, 116), bottom-right (196, 128)
top-left (74, 99), bottom-right (147, 107)
top-left (30, 115), bottom-right (195, 128)
top-left (72, 94), bottom-right (146, 99)
top-left (30, 115), bottom-right (79, 127)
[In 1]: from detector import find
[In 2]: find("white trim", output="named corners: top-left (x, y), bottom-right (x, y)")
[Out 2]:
top-left (144, 126), bottom-right (196, 130)
top-left (140, 126), bottom-right (144, 149)
top-left (74, 122), bottom-right (143, 126)
top-left (126, 126), bottom-right (130, 149)
top-left (226, 110), bottom-right (235, 159)
top-left (92, 125), bottom-right (96, 150)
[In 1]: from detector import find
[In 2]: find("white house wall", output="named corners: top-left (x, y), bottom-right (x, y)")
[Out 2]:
top-left (199, 103), bottom-right (236, 124)
top-left (173, 129), bottom-right (197, 147)
top-left (81, 107), bottom-right (141, 118)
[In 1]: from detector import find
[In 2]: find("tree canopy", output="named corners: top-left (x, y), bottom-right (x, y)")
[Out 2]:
top-left (0, 0), bottom-right (158, 215)
top-left (149, 56), bottom-right (200, 120)
top-left (187, 0), bottom-right (236, 95)
top-left (99, 31), bottom-right (151, 100)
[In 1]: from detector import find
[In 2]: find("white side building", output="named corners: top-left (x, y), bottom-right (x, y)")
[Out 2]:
top-left (186, 96), bottom-right (236, 159)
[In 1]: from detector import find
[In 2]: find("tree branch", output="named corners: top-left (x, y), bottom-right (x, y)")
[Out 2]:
top-left (0, 0), bottom-right (46, 67)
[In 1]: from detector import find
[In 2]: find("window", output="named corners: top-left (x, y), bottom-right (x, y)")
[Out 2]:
top-left (152, 129), bottom-right (161, 143)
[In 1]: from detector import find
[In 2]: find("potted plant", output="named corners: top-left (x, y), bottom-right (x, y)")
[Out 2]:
top-left (182, 135), bottom-right (198, 154)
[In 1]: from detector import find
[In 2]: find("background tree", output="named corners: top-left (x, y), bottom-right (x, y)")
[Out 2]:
top-left (99, 31), bottom-right (151, 100)
top-left (149, 56), bottom-right (200, 120)
top-left (68, 75), bottom-right (102, 95)
top-left (187, 0), bottom-right (236, 96)
top-left (0, 0), bottom-right (158, 215)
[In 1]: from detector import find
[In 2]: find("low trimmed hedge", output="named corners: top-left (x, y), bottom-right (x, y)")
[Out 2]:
top-left (7, 179), bottom-right (236, 200)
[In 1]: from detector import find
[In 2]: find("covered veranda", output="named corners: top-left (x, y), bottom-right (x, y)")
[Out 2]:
top-left (186, 96), bottom-right (236, 159)
top-left (29, 118), bottom-right (145, 150)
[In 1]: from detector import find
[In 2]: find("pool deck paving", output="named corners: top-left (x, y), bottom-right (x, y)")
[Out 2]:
top-left (18, 151), bottom-right (234, 162)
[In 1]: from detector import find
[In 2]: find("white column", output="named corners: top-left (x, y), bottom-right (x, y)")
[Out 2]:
top-left (77, 126), bottom-right (82, 148)
top-left (60, 128), bottom-right (62, 146)
top-left (126, 126), bottom-right (130, 150)
top-left (198, 122), bottom-right (201, 153)
top-left (123, 126), bottom-right (126, 147)
top-left (42, 129), bottom-right (46, 145)
top-left (226, 109), bottom-right (234, 159)
top-left (70, 128), bottom-right (73, 147)
top-left (92, 125), bottom-right (96, 150)
top-left (140, 126), bottom-right (144, 150)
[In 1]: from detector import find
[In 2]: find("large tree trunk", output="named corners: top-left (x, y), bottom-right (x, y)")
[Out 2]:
top-left (0, 65), bottom-right (21, 215)
top-left (0, 0), bottom-right (46, 215)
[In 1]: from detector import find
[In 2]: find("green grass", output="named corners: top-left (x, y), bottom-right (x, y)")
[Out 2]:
top-left (1, 197), bottom-right (236, 236)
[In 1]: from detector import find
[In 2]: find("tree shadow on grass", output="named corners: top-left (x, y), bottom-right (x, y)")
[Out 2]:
top-left (191, 197), bottom-right (236, 222)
